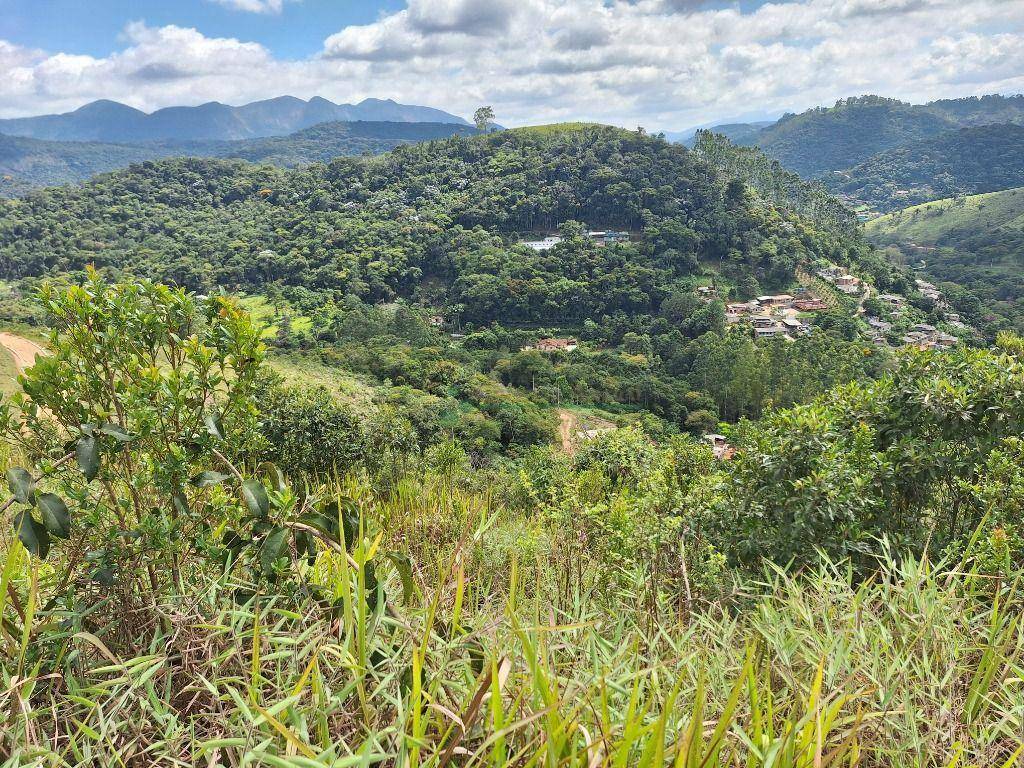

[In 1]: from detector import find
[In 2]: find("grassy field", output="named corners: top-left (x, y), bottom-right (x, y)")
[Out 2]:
top-left (237, 294), bottom-right (313, 340)
top-left (865, 186), bottom-right (1024, 244)
top-left (267, 351), bottom-right (378, 409)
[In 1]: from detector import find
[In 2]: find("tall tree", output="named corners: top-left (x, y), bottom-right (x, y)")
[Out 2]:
top-left (474, 106), bottom-right (496, 132)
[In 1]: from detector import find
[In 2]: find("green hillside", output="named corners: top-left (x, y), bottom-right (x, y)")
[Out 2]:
top-left (866, 187), bottom-right (1024, 330)
top-left (755, 96), bottom-right (954, 177)
top-left (695, 94), bottom-right (1024, 181)
top-left (829, 124), bottom-right (1024, 211)
top-left (0, 120), bottom-right (479, 196)
top-left (0, 125), bottom-right (907, 452)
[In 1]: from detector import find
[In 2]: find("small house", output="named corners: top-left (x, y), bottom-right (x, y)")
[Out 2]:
top-left (817, 265), bottom-right (844, 280)
top-left (754, 324), bottom-right (784, 339)
top-left (726, 302), bottom-right (755, 315)
top-left (522, 235), bottom-right (562, 251)
top-left (703, 434), bottom-right (735, 460)
top-left (527, 337), bottom-right (579, 353)
top-left (877, 293), bottom-right (905, 307)
top-left (757, 294), bottom-right (795, 309)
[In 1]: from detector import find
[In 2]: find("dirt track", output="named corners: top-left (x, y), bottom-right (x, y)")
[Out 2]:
top-left (0, 332), bottom-right (48, 374)
top-left (558, 409), bottom-right (577, 454)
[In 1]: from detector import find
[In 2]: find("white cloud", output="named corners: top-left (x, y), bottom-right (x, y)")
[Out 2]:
top-left (0, 0), bottom-right (1022, 130)
top-left (207, 0), bottom-right (288, 14)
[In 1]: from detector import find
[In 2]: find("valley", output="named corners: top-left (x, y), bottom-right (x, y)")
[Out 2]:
top-left (1, 70), bottom-right (1023, 766)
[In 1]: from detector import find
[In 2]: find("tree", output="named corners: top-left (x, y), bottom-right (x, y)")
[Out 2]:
top-left (474, 106), bottom-right (496, 132)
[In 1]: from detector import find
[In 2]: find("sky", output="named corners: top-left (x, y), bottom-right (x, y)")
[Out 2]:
top-left (0, 0), bottom-right (1022, 131)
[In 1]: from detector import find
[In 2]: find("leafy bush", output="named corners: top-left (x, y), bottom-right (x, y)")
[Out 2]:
top-left (255, 375), bottom-right (366, 477)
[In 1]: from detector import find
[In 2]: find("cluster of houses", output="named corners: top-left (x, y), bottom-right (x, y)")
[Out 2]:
top-left (721, 290), bottom-right (828, 340)
top-left (724, 293), bottom-right (830, 317)
top-left (522, 337), bottom-right (579, 353)
top-left (816, 265), bottom-right (863, 295)
top-left (901, 324), bottom-right (959, 350)
top-left (520, 230), bottom-right (632, 250)
top-left (915, 278), bottom-right (942, 302)
top-left (865, 315), bottom-right (959, 350)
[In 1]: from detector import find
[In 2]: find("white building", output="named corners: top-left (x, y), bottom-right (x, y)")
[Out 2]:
top-left (521, 236), bottom-right (562, 251)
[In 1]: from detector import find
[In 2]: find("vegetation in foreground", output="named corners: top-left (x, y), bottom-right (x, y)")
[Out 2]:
top-left (1, 277), bottom-right (1023, 766)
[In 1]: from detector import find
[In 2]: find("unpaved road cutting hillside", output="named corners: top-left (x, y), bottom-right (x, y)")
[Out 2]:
top-left (0, 332), bottom-right (48, 374)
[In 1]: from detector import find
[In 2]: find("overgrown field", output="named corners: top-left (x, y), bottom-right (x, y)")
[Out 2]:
top-left (1, 277), bottom-right (1023, 767)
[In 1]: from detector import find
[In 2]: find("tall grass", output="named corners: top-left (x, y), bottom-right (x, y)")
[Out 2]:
top-left (2, 473), bottom-right (1023, 766)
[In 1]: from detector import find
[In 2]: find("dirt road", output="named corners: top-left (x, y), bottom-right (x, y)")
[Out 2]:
top-left (0, 332), bottom-right (48, 374)
top-left (558, 409), bottom-right (577, 454)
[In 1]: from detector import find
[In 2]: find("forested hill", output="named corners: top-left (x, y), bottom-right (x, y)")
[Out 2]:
top-left (0, 121), bottom-right (480, 197)
top-left (690, 94), bottom-right (1024, 181)
top-left (753, 97), bottom-right (959, 177)
top-left (690, 130), bottom-right (857, 236)
top-left (0, 124), bottom-right (891, 325)
top-left (825, 123), bottom-right (1024, 212)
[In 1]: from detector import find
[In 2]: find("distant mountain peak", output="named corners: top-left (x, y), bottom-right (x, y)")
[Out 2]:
top-left (73, 99), bottom-right (145, 116)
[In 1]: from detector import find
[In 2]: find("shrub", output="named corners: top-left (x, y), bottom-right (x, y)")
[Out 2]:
top-left (255, 375), bottom-right (366, 477)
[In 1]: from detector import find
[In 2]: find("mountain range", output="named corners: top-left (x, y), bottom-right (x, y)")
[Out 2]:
top-left (0, 96), bottom-right (469, 143)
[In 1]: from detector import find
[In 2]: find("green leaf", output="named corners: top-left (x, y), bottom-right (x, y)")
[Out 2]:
top-left (191, 470), bottom-right (230, 488)
top-left (386, 552), bottom-right (415, 605)
top-left (300, 512), bottom-right (339, 542)
top-left (294, 529), bottom-right (317, 566)
top-left (325, 498), bottom-right (360, 550)
top-left (241, 479), bottom-right (269, 519)
top-left (364, 562), bottom-right (380, 611)
top-left (203, 411), bottom-right (223, 441)
top-left (14, 511), bottom-right (50, 559)
top-left (97, 423), bottom-right (133, 442)
top-left (259, 526), bottom-right (290, 572)
top-left (92, 568), bottom-right (115, 587)
top-left (37, 493), bottom-right (71, 539)
top-left (6, 467), bottom-right (35, 506)
top-left (171, 491), bottom-right (189, 517)
top-left (76, 435), bottom-right (100, 481)
top-left (257, 461), bottom-right (286, 492)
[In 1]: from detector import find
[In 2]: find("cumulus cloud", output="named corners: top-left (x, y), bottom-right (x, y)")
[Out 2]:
top-left (1, 0), bottom-right (1022, 130)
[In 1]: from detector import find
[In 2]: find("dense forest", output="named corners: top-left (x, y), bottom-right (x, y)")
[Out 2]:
top-left (828, 123), bottom-right (1024, 211)
top-left (1, 121), bottom-right (480, 196)
top-left (0, 125), bottom-right (893, 315)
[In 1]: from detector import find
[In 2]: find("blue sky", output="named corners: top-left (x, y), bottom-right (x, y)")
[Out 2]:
top-left (0, 0), bottom-right (406, 60)
top-left (1, 0), bottom-right (1022, 130)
